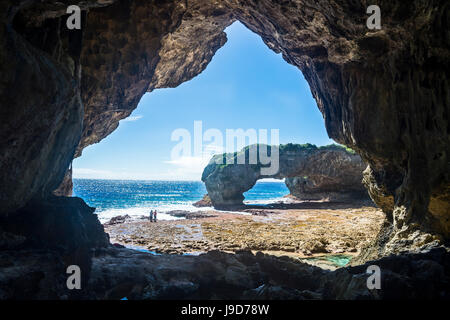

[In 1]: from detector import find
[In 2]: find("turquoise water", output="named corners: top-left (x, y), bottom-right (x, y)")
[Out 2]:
top-left (73, 179), bottom-right (289, 222)
top-left (303, 254), bottom-right (352, 268)
top-left (325, 255), bottom-right (351, 267)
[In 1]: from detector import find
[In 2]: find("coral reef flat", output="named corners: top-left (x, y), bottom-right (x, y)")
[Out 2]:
top-left (105, 200), bottom-right (384, 270)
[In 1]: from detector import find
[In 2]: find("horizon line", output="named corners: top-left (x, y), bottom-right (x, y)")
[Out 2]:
top-left (72, 177), bottom-right (285, 182)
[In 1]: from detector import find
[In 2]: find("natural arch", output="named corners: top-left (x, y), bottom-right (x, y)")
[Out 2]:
top-left (201, 144), bottom-right (368, 208)
top-left (1, 0), bottom-right (448, 263)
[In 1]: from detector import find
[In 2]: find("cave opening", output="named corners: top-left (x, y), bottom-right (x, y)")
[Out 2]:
top-left (2, 0), bottom-right (448, 300)
top-left (73, 21), bottom-right (331, 206)
top-left (70, 22), bottom-right (381, 267)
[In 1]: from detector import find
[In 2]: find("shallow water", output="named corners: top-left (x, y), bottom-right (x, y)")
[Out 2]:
top-left (303, 254), bottom-right (352, 268)
top-left (124, 245), bottom-right (162, 255)
top-left (325, 255), bottom-right (352, 267)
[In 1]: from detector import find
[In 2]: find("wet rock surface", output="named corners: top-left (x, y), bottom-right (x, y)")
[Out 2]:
top-left (165, 210), bottom-right (218, 219)
top-left (193, 194), bottom-right (213, 207)
top-left (104, 214), bottom-right (133, 226)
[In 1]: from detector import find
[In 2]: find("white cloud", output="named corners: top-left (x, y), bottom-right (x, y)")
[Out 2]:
top-left (164, 156), bottom-right (209, 177)
top-left (73, 168), bottom-right (126, 180)
top-left (121, 115), bottom-right (143, 122)
top-left (73, 145), bottom-right (225, 181)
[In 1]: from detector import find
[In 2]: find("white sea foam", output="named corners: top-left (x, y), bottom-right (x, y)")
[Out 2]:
top-left (96, 202), bottom-right (212, 223)
top-left (96, 196), bottom-right (289, 223)
top-left (243, 196), bottom-right (291, 205)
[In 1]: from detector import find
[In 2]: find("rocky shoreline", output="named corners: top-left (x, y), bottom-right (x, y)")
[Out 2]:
top-left (104, 199), bottom-right (384, 270)
top-left (1, 196), bottom-right (448, 299)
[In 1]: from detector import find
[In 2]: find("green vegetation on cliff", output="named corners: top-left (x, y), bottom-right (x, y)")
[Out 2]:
top-left (202, 143), bottom-right (357, 182)
top-left (210, 143), bottom-right (356, 167)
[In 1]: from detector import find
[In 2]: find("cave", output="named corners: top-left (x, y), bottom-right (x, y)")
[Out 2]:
top-left (0, 0), bottom-right (449, 300)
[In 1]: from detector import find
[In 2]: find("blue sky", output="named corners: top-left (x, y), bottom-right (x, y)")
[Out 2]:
top-left (73, 22), bottom-right (334, 180)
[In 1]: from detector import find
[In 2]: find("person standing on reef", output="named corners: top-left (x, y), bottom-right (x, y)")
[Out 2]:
top-left (154, 210), bottom-right (157, 222)
top-left (149, 210), bottom-right (154, 222)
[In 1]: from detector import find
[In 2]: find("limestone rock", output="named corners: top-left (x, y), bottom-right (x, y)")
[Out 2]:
top-left (1, 246), bottom-right (448, 299)
top-left (202, 144), bottom-right (368, 207)
top-left (0, 196), bottom-right (109, 251)
top-left (166, 210), bottom-right (217, 219)
top-left (53, 166), bottom-right (73, 197)
top-left (0, 0), bottom-right (83, 213)
top-left (104, 214), bottom-right (132, 226)
top-left (193, 194), bottom-right (213, 207)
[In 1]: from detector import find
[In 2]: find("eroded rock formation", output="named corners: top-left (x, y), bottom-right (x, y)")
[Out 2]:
top-left (202, 144), bottom-right (368, 207)
top-left (1, 246), bottom-right (448, 299)
top-left (193, 194), bottom-right (213, 207)
top-left (0, 0), bottom-right (449, 298)
top-left (0, 196), bottom-right (109, 299)
top-left (53, 166), bottom-right (73, 196)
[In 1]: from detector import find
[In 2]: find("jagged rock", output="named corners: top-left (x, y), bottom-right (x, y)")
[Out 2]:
top-left (104, 214), bottom-right (132, 226)
top-left (166, 210), bottom-right (217, 219)
top-left (193, 194), bottom-right (213, 207)
top-left (0, 196), bottom-right (110, 299)
top-left (53, 166), bottom-right (73, 197)
top-left (166, 210), bottom-right (193, 217)
top-left (1, 246), bottom-right (448, 299)
top-left (0, 196), bottom-right (109, 251)
top-left (285, 147), bottom-right (368, 201)
top-left (202, 144), bottom-right (367, 207)
top-left (0, 249), bottom-right (71, 300)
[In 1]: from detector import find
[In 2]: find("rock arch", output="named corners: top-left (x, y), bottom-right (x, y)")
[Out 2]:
top-left (201, 144), bottom-right (368, 207)
top-left (0, 0), bottom-right (448, 259)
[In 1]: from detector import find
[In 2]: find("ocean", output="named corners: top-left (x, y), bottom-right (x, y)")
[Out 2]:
top-left (73, 179), bottom-right (289, 223)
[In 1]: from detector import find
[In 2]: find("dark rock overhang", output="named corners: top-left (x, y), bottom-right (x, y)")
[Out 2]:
top-left (0, 0), bottom-right (448, 272)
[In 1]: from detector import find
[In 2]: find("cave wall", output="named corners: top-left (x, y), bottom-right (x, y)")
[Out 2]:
top-left (77, 0), bottom-right (186, 157)
top-left (0, 0), bottom-right (84, 213)
top-left (0, 0), bottom-right (448, 257)
top-left (229, 1), bottom-right (450, 250)
top-left (53, 165), bottom-right (73, 197)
